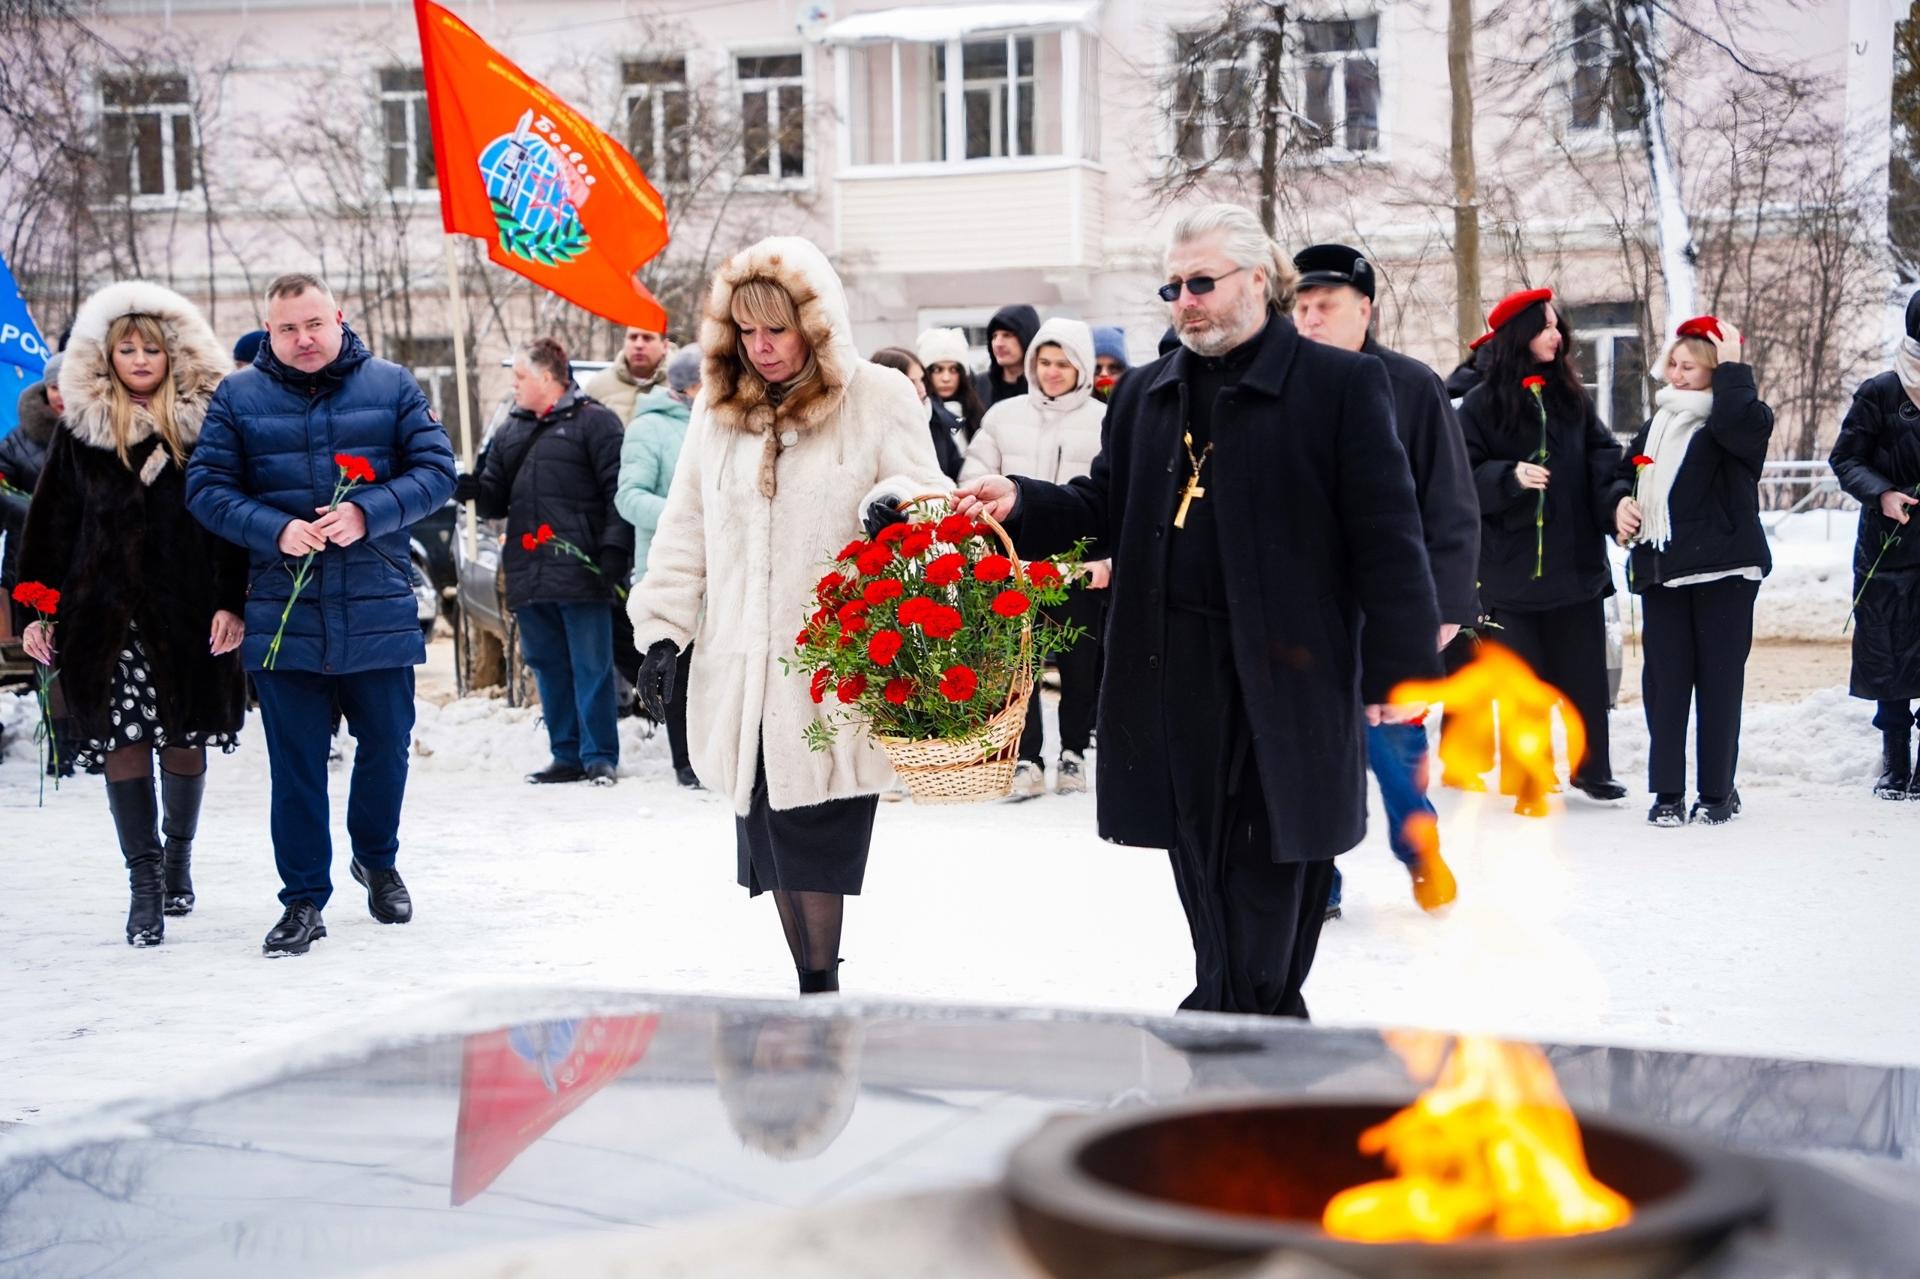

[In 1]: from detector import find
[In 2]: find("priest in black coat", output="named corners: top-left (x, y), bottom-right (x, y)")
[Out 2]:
top-left (956, 205), bottom-right (1442, 1017)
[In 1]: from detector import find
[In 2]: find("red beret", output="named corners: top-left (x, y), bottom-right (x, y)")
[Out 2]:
top-left (1674, 315), bottom-right (1722, 340)
top-left (1469, 287), bottom-right (1554, 350)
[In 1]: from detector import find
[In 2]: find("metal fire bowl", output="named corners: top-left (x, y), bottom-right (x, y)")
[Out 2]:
top-left (1003, 1094), bottom-right (1771, 1279)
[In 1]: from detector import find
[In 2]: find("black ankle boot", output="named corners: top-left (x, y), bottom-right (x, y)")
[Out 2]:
top-left (106, 778), bottom-right (165, 946)
top-left (798, 963), bottom-right (841, 995)
top-left (159, 769), bottom-right (205, 916)
top-left (1875, 730), bottom-right (1911, 800)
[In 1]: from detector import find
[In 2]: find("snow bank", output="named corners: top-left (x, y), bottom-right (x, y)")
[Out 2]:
top-left (1608, 511), bottom-right (1855, 643)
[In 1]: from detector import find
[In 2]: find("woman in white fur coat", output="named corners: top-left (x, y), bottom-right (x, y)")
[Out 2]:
top-left (960, 317), bottom-right (1111, 799)
top-left (628, 237), bottom-right (948, 995)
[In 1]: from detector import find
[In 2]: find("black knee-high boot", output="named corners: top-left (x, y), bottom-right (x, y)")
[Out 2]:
top-left (798, 964), bottom-right (840, 995)
top-left (1876, 727), bottom-right (1912, 800)
top-left (106, 778), bottom-right (165, 946)
top-left (160, 769), bottom-right (205, 915)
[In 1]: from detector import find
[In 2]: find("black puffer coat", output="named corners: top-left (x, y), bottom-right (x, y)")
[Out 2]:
top-left (1830, 369), bottom-right (1920, 699)
top-left (1617, 363), bottom-right (1773, 591)
top-left (1, 380), bottom-right (57, 608)
top-left (475, 388), bottom-right (631, 610)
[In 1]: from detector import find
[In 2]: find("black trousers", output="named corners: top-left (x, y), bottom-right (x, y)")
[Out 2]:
top-left (1489, 597), bottom-right (1615, 785)
top-left (1641, 576), bottom-right (1759, 800)
top-left (667, 643), bottom-right (694, 771)
top-left (1019, 586), bottom-right (1104, 762)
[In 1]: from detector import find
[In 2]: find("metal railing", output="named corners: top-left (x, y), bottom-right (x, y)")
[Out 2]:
top-left (1759, 460), bottom-right (1854, 536)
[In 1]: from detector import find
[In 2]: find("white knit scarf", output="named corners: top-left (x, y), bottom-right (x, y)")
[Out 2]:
top-left (1636, 383), bottom-right (1715, 550)
top-left (1896, 336), bottom-right (1920, 411)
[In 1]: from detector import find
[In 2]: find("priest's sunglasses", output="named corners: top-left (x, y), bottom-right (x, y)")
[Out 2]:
top-left (1157, 267), bottom-right (1245, 303)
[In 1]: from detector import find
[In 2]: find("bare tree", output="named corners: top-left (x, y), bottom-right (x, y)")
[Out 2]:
top-left (1447, 0), bottom-right (1482, 358)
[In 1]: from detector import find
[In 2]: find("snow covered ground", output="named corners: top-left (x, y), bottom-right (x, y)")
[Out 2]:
top-left (4, 514), bottom-right (1915, 1140)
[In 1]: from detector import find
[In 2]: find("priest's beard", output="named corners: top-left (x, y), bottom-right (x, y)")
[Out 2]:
top-left (1177, 288), bottom-right (1268, 357)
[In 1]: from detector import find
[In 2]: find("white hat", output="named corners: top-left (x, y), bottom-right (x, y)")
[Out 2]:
top-left (915, 327), bottom-right (970, 370)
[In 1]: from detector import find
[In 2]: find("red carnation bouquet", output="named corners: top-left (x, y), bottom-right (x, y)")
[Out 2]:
top-left (785, 497), bottom-right (1088, 802)
top-left (13, 580), bottom-right (61, 805)
top-left (522, 522), bottom-right (627, 601)
top-left (265, 453), bottom-right (375, 669)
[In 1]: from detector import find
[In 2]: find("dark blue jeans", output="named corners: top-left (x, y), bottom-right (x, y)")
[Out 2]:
top-left (254, 667), bottom-right (416, 909)
top-left (1330, 722), bottom-right (1436, 909)
top-left (515, 601), bottom-right (619, 770)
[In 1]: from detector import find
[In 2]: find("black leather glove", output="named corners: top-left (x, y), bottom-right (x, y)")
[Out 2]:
top-left (597, 546), bottom-right (632, 591)
top-left (637, 639), bottom-right (678, 722)
top-left (453, 472), bottom-right (481, 503)
top-left (863, 496), bottom-right (908, 539)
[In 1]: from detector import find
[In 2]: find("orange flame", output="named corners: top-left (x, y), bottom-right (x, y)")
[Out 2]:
top-left (1323, 1034), bottom-right (1633, 1242)
top-left (1401, 813), bottom-right (1457, 912)
top-left (1393, 643), bottom-right (1584, 818)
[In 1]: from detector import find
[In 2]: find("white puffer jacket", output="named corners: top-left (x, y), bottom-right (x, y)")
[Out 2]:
top-left (627, 238), bottom-right (949, 815)
top-left (959, 318), bottom-right (1106, 487)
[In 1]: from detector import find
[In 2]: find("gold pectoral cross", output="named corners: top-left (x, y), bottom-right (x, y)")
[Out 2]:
top-left (1176, 432), bottom-right (1213, 530)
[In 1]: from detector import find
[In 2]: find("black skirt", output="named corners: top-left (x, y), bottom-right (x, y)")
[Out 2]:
top-left (735, 747), bottom-right (879, 896)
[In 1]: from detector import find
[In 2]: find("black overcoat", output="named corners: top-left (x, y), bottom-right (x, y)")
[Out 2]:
top-left (1617, 363), bottom-right (1772, 591)
top-left (475, 388), bottom-right (632, 610)
top-left (1364, 338), bottom-right (1481, 625)
top-left (1010, 315), bottom-right (1442, 863)
top-left (1458, 382), bottom-right (1624, 612)
top-left (1830, 369), bottom-right (1920, 699)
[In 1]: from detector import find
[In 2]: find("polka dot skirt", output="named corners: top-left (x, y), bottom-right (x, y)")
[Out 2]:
top-left (78, 623), bottom-right (238, 768)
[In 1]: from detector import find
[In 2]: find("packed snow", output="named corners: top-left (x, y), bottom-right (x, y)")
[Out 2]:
top-left (3, 514), bottom-right (1915, 1142)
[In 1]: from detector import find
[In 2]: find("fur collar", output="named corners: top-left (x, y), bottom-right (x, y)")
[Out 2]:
top-left (58, 280), bottom-right (226, 463)
top-left (14, 380), bottom-right (59, 446)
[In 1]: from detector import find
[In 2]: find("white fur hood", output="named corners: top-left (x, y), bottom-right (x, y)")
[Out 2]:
top-left (57, 280), bottom-right (226, 467)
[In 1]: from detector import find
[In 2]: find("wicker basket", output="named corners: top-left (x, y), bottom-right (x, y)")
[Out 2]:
top-left (868, 495), bottom-right (1034, 805)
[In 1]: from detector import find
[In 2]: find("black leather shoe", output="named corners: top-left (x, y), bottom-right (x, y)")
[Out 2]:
top-left (350, 858), bottom-right (413, 924)
top-left (674, 765), bottom-right (702, 790)
top-left (1691, 790), bottom-right (1741, 825)
top-left (586, 761), bottom-right (618, 787)
top-left (160, 769), bottom-right (205, 916)
top-left (1647, 794), bottom-right (1687, 827)
top-left (263, 902), bottom-right (326, 956)
top-left (106, 777), bottom-right (165, 947)
top-left (1572, 776), bottom-right (1629, 802)
top-left (526, 761), bottom-right (587, 784)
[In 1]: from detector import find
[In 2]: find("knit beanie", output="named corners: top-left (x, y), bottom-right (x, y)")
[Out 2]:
top-left (1091, 325), bottom-right (1128, 368)
top-left (41, 350), bottom-right (64, 388)
top-left (665, 346), bottom-right (703, 394)
top-left (915, 326), bottom-right (970, 370)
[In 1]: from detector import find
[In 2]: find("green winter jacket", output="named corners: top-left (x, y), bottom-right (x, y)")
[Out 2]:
top-left (615, 387), bottom-right (692, 576)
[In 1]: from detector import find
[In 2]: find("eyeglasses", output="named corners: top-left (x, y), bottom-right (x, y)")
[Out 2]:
top-left (1157, 267), bottom-right (1245, 303)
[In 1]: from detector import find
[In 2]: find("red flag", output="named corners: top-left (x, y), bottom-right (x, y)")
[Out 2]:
top-left (450, 1014), bottom-right (660, 1205)
top-left (414, 0), bottom-right (669, 330)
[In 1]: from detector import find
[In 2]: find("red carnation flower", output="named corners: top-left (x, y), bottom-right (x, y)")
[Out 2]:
top-left (836, 539), bottom-right (868, 563)
top-left (936, 513), bottom-right (977, 543)
top-left (816, 571), bottom-right (852, 601)
top-left (1026, 561), bottom-right (1064, 588)
top-left (14, 581), bottom-right (53, 613)
top-left (973, 554), bottom-right (1013, 583)
top-left (921, 605), bottom-right (963, 640)
top-left (1632, 454), bottom-right (1654, 468)
top-left (867, 628), bottom-right (904, 665)
top-left (938, 664), bottom-right (978, 702)
top-left (855, 543), bottom-right (894, 576)
top-left (1521, 375), bottom-right (1546, 392)
top-left (521, 533), bottom-right (539, 551)
top-left (991, 589), bottom-right (1031, 618)
top-left (898, 596), bottom-right (933, 626)
top-left (36, 589), bottom-right (58, 615)
top-left (334, 453), bottom-right (376, 483)
top-left (836, 674), bottom-right (867, 704)
top-left (809, 668), bottom-right (832, 704)
top-left (876, 523), bottom-right (909, 545)
top-left (900, 528), bottom-right (935, 557)
top-left (836, 601), bottom-right (870, 633)
top-left (536, 523), bottom-right (555, 544)
top-left (883, 677), bottom-right (913, 705)
top-left (863, 578), bottom-right (904, 605)
top-left (924, 553), bottom-right (966, 587)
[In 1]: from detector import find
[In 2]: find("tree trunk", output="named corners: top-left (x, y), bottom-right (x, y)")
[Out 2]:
top-left (1620, 0), bottom-right (1698, 325)
top-left (1257, 7), bottom-right (1286, 238)
top-left (1447, 0), bottom-right (1481, 358)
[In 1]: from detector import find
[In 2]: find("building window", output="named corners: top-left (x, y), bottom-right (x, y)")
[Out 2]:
top-left (379, 67), bottom-right (436, 191)
top-left (737, 52), bottom-right (806, 180)
top-left (100, 73), bottom-right (196, 198)
top-left (622, 57), bottom-right (690, 184)
top-left (1570, 303), bottom-right (1648, 433)
top-left (1298, 16), bottom-right (1379, 154)
top-left (1569, 4), bottom-right (1640, 134)
top-left (933, 37), bottom-right (1037, 160)
top-left (1170, 30), bottom-right (1252, 165)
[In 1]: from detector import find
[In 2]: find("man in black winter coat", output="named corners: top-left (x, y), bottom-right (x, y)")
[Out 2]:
top-left (464, 338), bottom-right (632, 786)
top-left (985, 303), bottom-right (1040, 405)
top-left (958, 205), bottom-right (1441, 1019)
top-left (1293, 244), bottom-right (1478, 917)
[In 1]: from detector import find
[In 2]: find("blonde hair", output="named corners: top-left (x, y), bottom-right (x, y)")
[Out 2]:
top-left (1668, 335), bottom-right (1719, 377)
top-left (105, 313), bottom-right (187, 470)
top-left (730, 277), bottom-right (821, 395)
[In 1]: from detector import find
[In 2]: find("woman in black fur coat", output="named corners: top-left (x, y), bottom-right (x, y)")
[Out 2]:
top-left (19, 281), bottom-right (248, 946)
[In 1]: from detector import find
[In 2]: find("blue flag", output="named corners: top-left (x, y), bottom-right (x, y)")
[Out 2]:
top-left (0, 251), bottom-right (50, 381)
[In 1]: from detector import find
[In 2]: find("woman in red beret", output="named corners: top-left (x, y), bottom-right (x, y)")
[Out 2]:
top-left (1455, 289), bottom-right (1632, 813)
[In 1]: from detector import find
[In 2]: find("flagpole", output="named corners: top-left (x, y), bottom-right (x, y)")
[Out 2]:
top-left (444, 236), bottom-right (478, 559)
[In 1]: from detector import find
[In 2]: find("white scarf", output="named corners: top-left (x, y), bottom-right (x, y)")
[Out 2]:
top-left (1896, 336), bottom-right (1920, 411)
top-left (1636, 384), bottom-right (1715, 551)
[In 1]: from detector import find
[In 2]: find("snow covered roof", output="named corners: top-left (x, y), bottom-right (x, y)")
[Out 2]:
top-left (820, 2), bottom-right (1100, 44)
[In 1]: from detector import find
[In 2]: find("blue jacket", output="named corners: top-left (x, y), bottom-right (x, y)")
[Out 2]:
top-left (613, 386), bottom-right (690, 577)
top-left (186, 327), bottom-right (456, 673)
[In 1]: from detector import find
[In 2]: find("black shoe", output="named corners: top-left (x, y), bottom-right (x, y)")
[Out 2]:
top-left (586, 761), bottom-right (618, 787)
top-left (263, 902), bottom-right (327, 956)
top-left (674, 765), bottom-right (703, 790)
top-left (1691, 791), bottom-right (1740, 825)
top-left (526, 761), bottom-right (587, 784)
top-left (159, 769), bottom-right (206, 916)
top-left (1647, 794), bottom-right (1687, 827)
top-left (106, 777), bottom-right (165, 947)
top-left (349, 858), bottom-right (412, 924)
top-left (1324, 901), bottom-right (1343, 923)
top-left (1875, 729), bottom-right (1911, 799)
top-left (1572, 776), bottom-right (1629, 802)
top-left (798, 963), bottom-right (840, 994)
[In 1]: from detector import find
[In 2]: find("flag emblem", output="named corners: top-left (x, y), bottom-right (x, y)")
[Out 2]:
top-left (482, 109), bottom-right (592, 267)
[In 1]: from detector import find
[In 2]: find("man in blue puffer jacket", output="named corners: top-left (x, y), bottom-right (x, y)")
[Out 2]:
top-left (188, 273), bottom-right (456, 957)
